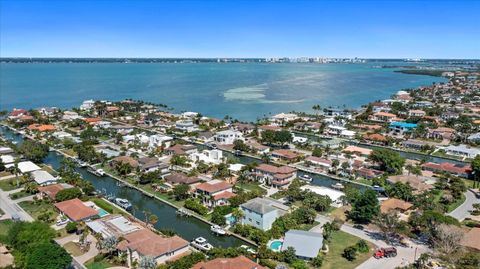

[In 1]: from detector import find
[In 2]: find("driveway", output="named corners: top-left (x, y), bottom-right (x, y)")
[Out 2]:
top-left (448, 190), bottom-right (480, 221)
top-left (0, 188), bottom-right (33, 221)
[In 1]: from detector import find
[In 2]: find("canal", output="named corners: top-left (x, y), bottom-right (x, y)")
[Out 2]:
top-left (0, 126), bottom-right (248, 248)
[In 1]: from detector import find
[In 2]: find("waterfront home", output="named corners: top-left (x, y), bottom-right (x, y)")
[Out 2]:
top-left (270, 113), bottom-right (299, 124)
top-left (110, 156), bottom-right (139, 169)
top-left (444, 144), bottom-right (480, 158)
top-left (380, 198), bottom-right (413, 214)
top-left (281, 230), bottom-right (323, 260)
top-left (37, 183), bottom-right (73, 200)
top-left (62, 111), bottom-right (81, 121)
top-left (175, 119), bottom-right (199, 132)
top-left (84, 117), bottom-right (102, 125)
top-left (27, 124), bottom-right (56, 132)
top-left (54, 198), bottom-right (99, 222)
top-left (428, 127), bottom-right (456, 140)
top-left (165, 144), bottom-right (198, 155)
top-left (401, 139), bottom-right (429, 150)
top-left (197, 131), bottom-right (214, 142)
top-left (246, 141), bottom-right (270, 154)
top-left (213, 130), bottom-right (244, 145)
top-left (468, 132), bottom-right (480, 143)
top-left (369, 112), bottom-right (397, 123)
top-left (80, 99), bottom-right (95, 110)
top-left (189, 149), bottom-right (223, 165)
top-left (138, 157), bottom-right (169, 174)
top-left (294, 121), bottom-right (322, 133)
top-left (240, 197), bottom-right (289, 231)
top-left (343, 145), bottom-right (372, 157)
top-left (109, 124), bottom-right (134, 134)
top-left (408, 109), bottom-right (426, 117)
top-left (387, 175), bottom-right (434, 194)
top-left (191, 256), bottom-right (268, 269)
top-left (31, 170), bottom-right (57, 186)
top-left (422, 162), bottom-right (472, 178)
top-left (8, 108), bottom-right (29, 119)
top-left (148, 134), bottom-right (174, 149)
top-left (362, 133), bottom-right (387, 145)
top-left (194, 179), bottom-right (235, 208)
top-left (250, 163), bottom-right (297, 188)
top-left (258, 125), bottom-right (282, 135)
top-left (352, 123), bottom-right (383, 131)
top-left (389, 122), bottom-right (417, 136)
top-left (37, 107), bottom-right (58, 117)
top-left (0, 147), bottom-right (14, 155)
top-left (117, 229), bottom-right (190, 266)
top-left (354, 167), bottom-right (384, 179)
top-left (181, 111), bottom-right (198, 118)
top-left (52, 131), bottom-right (73, 140)
top-left (270, 149), bottom-right (301, 162)
top-left (300, 185), bottom-right (344, 207)
top-left (304, 156), bottom-right (332, 170)
top-left (164, 172), bottom-right (201, 186)
top-left (86, 215), bottom-right (142, 239)
top-left (232, 122), bottom-right (256, 135)
top-left (324, 108), bottom-right (353, 119)
top-left (0, 155), bottom-right (15, 165)
top-left (5, 161), bottom-right (41, 174)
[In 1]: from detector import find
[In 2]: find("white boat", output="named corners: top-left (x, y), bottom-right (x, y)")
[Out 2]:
top-left (87, 167), bottom-right (105, 177)
top-left (191, 237), bottom-right (213, 252)
top-left (210, 225), bottom-right (226, 235)
top-left (176, 208), bottom-right (190, 216)
top-left (300, 174), bottom-right (312, 182)
top-left (332, 182), bottom-right (344, 190)
top-left (240, 245), bottom-right (256, 254)
top-left (115, 198), bottom-right (132, 210)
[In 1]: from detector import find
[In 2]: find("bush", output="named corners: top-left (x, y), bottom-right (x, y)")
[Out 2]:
top-left (355, 240), bottom-right (369, 253)
top-left (65, 222), bottom-right (78, 233)
top-left (55, 187), bottom-right (82, 202)
top-left (184, 199), bottom-right (208, 215)
top-left (311, 255), bottom-right (323, 267)
top-left (259, 259), bottom-right (277, 269)
top-left (342, 246), bottom-right (357, 261)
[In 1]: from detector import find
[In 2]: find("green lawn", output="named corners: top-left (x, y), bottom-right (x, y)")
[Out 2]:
top-left (321, 231), bottom-right (374, 269)
top-left (64, 241), bottom-right (85, 257)
top-left (447, 193), bottom-right (466, 213)
top-left (270, 191), bottom-right (287, 199)
top-left (0, 171), bottom-right (12, 177)
top-left (9, 190), bottom-right (32, 200)
top-left (18, 200), bottom-right (58, 223)
top-left (91, 197), bottom-right (126, 215)
top-left (0, 177), bottom-right (25, 191)
top-left (0, 219), bottom-right (14, 243)
top-left (85, 255), bottom-right (121, 269)
top-left (235, 181), bottom-right (265, 193)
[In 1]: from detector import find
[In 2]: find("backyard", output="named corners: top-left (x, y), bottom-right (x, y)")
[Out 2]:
top-left (18, 200), bottom-right (58, 223)
top-left (321, 231), bottom-right (374, 269)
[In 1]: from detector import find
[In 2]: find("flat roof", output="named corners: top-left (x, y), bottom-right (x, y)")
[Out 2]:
top-left (6, 161), bottom-right (42, 173)
top-left (281, 230), bottom-right (323, 259)
top-left (31, 170), bottom-right (57, 185)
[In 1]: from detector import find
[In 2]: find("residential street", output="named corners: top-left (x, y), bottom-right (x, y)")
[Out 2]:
top-left (448, 190), bottom-right (480, 221)
top-left (0, 187), bottom-right (33, 221)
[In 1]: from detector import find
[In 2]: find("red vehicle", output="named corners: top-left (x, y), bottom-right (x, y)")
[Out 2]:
top-left (373, 247), bottom-right (397, 259)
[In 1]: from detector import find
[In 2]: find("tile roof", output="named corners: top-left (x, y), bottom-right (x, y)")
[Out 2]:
top-left (460, 228), bottom-right (480, 251)
top-left (117, 229), bottom-right (188, 258)
top-left (195, 180), bottom-right (232, 194)
top-left (38, 184), bottom-right (65, 200)
top-left (380, 198), bottom-right (413, 213)
top-left (191, 256), bottom-right (267, 269)
top-left (165, 173), bottom-right (201, 185)
top-left (55, 198), bottom-right (98, 221)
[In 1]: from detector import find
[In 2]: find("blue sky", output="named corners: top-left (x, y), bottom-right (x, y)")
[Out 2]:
top-left (1, 0), bottom-right (479, 58)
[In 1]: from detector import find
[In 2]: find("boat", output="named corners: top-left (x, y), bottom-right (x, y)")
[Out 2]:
top-left (299, 174), bottom-right (312, 182)
top-left (234, 150), bottom-right (243, 156)
top-left (210, 225), bottom-right (226, 235)
top-left (191, 237), bottom-right (213, 252)
top-left (115, 198), bottom-right (132, 211)
top-left (176, 208), bottom-right (190, 216)
top-left (240, 245), bottom-right (256, 254)
top-left (76, 160), bottom-right (88, 167)
top-left (332, 182), bottom-right (344, 190)
top-left (87, 167), bottom-right (105, 177)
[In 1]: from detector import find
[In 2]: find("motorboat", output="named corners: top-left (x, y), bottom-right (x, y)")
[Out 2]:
top-left (240, 245), bottom-right (256, 254)
top-left (191, 237), bottom-right (213, 252)
top-left (87, 167), bottom-right (105, 177)
top-left (332, 182), bottom-right (344, 190)
top-left (115, 198), bottom-right (132, 211)
top-left (299, 174), bottom-right (312, 182)
top-left (210, 225), bottom-right (226, 235)
top-left (176, 208), bottom-right (190, 216)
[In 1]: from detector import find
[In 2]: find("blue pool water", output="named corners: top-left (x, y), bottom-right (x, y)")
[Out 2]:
top-left (97, 208), bottom-right (109, 217)
top-left (269, 240), bottom-right (283, 251)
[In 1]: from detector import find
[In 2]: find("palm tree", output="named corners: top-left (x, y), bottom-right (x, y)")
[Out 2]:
top-left (231, 208), bottom-right (244, 224)
top-left (312, 104), bottom-right (321, 119)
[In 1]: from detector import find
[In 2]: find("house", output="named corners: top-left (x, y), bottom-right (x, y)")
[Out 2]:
top-left (54, 198), bottom-right (99, 222)
top-left (165, 144), bottom-right (197, 155)
top-left (422, 162), bottom-right (472, 178)
top-left (401, 139), bottom-right (429, 150)
top-left (232, 123), bottom-right (256, 135)
top-left (428, 127), bottom-right (456, 140)
top-left (0, 155), bottom-right (14, 164)
top-left (86, 215), bottom-right (142, 239)
top-left (468, 132), bottom-right (480, 143)
top-left (80, 99), bottom-right (95, 110)
top-left (148, 134), bottom-right (174, 149)
top-left (281, 230), bottom-right (323, 260)
top-left (270, 113), bottom-right (299, 123)
top-left (8, 108), bottom-right (29, 119)
top-left (0, 147), bottom-right (14, 155)
top-left (117, 229), bottom-right (189, 266)
top-left (5, 161), bottom-right (41, 173)
top-left (305, 156), bottom-right (332, 169)
top-left (389, 122), bottom-right (417, 135)
top-left (380, 198), bottom-right (413, 214)
top-left (52, 131), bottom-right (73, 140)
top-left (270, 149), bottom-right (300, 162)
top-left (324, 108), bottom-right (352, 119)
top-left (84, 117), bottom-right (102, 125)
top-left (363, 133), bottom-right (387, 144)
top-left (194, 180), bottom-right (235, 208)
top-left (460, 228), bottom-right (480, 251)
top-left (444, 144), bottom-right (480, 158)
top-left (191, 256), bottom-right (268, 269)
top-left (251, 164), bottom-right (297, 188)
top-left (343, 145), bottom-right (372, 157)
top-left (62, 111), bottom-right (81, 121)
top-left (37, 183), bottom-right (73, 200)
top-left (258, 125), bottom-right (282, 136)
top-left (240, 197), bottom-right (289, 231)
top-left (369, 112), bottom-right (397, 122)
top-left (387, 175), bottom-right (434, 194)
top-left (213, 130), bottom-right (244, 145)
top-left (31, 170), bottom-right (57, 186)
top-left (27, 124), bottom-right (56, 132)
top-left (246, 141), bottom-right (270, 154)
top-left (300, 185), bottom-right (344, 207)
top-left (138, 157), bottom-right (169, 174)
top-left (164, 172), bottom-right (201, 185)
top-left (408, 109), bottom-right (426, 117)
top-left (111, 156), bottom-right (139, 169)
top-left (354, 167), bottom-right (384, 179)
top-left (190, 149), bottom-right (223, 165)
top-left (175, 120), bottom-right (199, 132)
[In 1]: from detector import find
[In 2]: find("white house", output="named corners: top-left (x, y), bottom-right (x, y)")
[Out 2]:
top-left (31, 170), bottom-right (57, 186)
top-left (6, 161), bottom-right (41, 174)
top-left (213, 130), bottom-right (244, 145)
top-left (445, 144), bottom-right (480, 158)
top-left (148, 134), bottom-right (174, 149)
top-left (270, 113), bottom-right (299, 123)
top-left (175, 120), bottom-right (199, 132)
top-left (190, 149), bottom-right (223, 165)
top-left (52, 131), bottom-right (73, 139)
top-left (62, 111), bottom-right (82, 121)
top-left (80, 100), bottom-right (95, 110)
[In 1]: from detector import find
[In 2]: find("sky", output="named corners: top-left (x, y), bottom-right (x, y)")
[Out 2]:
top-left (0, 0), bottom-right (479, 59)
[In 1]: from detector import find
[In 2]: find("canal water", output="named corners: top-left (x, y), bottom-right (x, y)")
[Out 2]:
top-left (0, 127), bottom-right (247, 248)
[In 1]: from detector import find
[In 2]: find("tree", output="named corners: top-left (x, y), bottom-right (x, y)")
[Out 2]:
top-left (148, 214), bottom-right (159, 225)
top-left (25, 242), bottom-right (72, 269)
top-left (342, 246), bottom-right (357, 261)
top-left (311, 147), bottom-right (323, 157)
top-left (18, 140), bottom-right (49, 163)
top-left (312, 104), bottom-right (322, 119)
top-left (472, 155), bottom-right (480, 188)
top-left (374, 212), bottom-right (402, 244)
top-left (139, 255), bottom-right (157, 269)
top-left (233, 139), bottom-right (250, 152)
top-left (386, 182), bottom-right (414, 201)
top-left (348, 189), bottom-right (380, 224)
top-left (65, 222), bottom-right (78, 233)
top-left (282, 246), bottom-right (297, 264)
top-left (432, 224), bottom-right (464, 260)
top-left (100, 236), bottom-right (118, 257)
top-left (368, 148), bottom-right (405, 175)
top-left (231, 208), bottom-right (244, 224)
top-left (311, 255), bottom-right (323, 267)
top-left (55, 187), bottom-right (82, 201)
top-left (173, 184), bottom-right (190, 200)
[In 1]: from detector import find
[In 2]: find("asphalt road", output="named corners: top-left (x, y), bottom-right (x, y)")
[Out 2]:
top-left (448, 190), bottom-right (480, 221)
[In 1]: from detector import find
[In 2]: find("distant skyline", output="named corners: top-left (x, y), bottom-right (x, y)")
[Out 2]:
top-left (1, 0), bottom-right (479, 59)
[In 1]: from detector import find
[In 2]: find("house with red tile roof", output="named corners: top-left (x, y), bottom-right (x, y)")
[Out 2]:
top-left (8, 109), bottom-right (29, 119)
top-left (27, 124), bottom-right (56, 132)
top-left (422, 162), bottom-right (472, 178)
top-left (369, 112), bottom-right (397, 123)
top-left (380, 198), bottom-right (413, 214)
top-left (362, 133), bottom-right (387, 145)
top-left (270, 149), bottom-right (301, 162)
top-left (251, 164), bottom-right (297, 188)
top-left (194, 179), bottom-right (235, 208)
top-left (54, 198), bottom-right (99, 221)
top-left (117, 229), bottom-right (189, 266)
top-left (191, 256), bottom-right (267, 269)
top-left (305, 156), bottom-right (332, 170)
top-left (37, 183), bottom-right (73, 200)
top-left (343, 145), bottom-right (372, 156)
top-left (84, 117), bottom-right (102, 125)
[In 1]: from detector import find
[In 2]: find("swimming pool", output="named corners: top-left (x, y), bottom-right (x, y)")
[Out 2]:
top-left (269, 240), bottom-right (283, 251)
top-left (97, 207), bottom-right (109, 217)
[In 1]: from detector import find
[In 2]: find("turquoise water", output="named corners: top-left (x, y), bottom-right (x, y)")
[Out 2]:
top-left (270, 240), bottom-right (283, 251)
top-left (97, 207), bottom-right (109, 217)
top-left (0, 62), bottom-right (446, 121)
